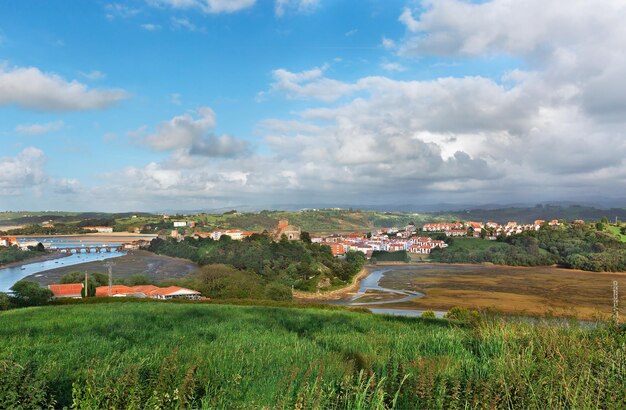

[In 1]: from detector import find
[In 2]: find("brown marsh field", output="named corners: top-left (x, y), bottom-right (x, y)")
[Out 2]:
top-left (374, 264), bottom-right (626, 320)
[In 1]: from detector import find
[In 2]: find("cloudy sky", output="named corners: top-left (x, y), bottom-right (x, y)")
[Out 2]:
top-left (1, 0), bottom-right (625, 212)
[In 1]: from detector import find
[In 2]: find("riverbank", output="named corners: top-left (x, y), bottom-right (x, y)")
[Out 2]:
top-left (0, 251), bottom-right (69, 270)
top-left (293, 266), bottom-right (371, 301)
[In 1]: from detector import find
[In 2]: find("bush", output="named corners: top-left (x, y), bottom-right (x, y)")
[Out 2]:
top-left (0, 292), bottom-right (10, 311)
top-left (420, 310), bottom-right (436, 319)
top-left (444, 306), bottom-right (480, 324)
top-left (264, 283), bottom-right (293, 301)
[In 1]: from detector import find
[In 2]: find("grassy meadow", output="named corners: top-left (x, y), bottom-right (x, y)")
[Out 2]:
top-left (1, 300), bottom-right (624, 409)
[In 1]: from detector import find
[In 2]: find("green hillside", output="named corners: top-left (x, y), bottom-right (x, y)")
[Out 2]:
top-left (0, 301), bottom-right (623, 409)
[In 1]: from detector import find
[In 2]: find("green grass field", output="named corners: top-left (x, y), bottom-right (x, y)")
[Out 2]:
top-left (1, 301), bottom-right (624, 409)
top-left (443, 237), bottom-right (511, 251)
top-left (608, 225), bottom-right (626, 242)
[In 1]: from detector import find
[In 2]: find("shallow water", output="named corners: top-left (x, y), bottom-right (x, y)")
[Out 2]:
top-left (0, 251), bottom-right (124, 292)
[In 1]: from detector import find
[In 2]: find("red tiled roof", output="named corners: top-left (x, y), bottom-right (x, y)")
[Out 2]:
top-left (48, 283), bottom-right (83, 297)
top-left (95, 285), bottom-right (133, 297)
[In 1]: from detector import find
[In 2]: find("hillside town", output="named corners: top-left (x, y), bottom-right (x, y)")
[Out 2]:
top-left (164, 218), bottom-right (563, 258)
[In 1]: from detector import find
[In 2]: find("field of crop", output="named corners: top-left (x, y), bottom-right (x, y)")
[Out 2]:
top-left (0, 301), bottom-right (624, 409)
top-left (376, 264), bottom-right (626, 320)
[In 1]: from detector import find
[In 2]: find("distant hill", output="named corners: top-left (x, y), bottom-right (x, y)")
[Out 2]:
top-left (2, 205), bottom-right (624, 233)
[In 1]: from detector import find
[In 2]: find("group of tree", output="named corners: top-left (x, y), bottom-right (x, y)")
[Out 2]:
top-left (146, 233), bottom-right (365, 292)
top-left (0, 245), bottom-right (47, 267)
top-left (431, 221), bottom-right (626, 272)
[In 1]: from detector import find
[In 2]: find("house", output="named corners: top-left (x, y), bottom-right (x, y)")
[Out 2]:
top-left (324, 243), bottom-right (346, 256)
top-left (387, 243), bottom-right (406, 252)
top-left (173, 221), bottom-right (187, 228)
top-left (548, 219), bottom-right (561, 226)
top-left (273, 219), bottom-right (301, 241)
top-left (95, 285), bottom-right (202, 300)
top-left (211, 230), bottom-right (244, 240)
top-left (48, 283), bottom-right (84, 299)
top-left (83, 226), bottom-right (114, 233)
top-left (409, 244), bottom-right (433, 254)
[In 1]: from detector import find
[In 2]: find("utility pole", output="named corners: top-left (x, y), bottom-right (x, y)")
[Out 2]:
top-left (104, 262), bottom-right (115, 296)
top-left (84, 271), bottom-right (88, 299)
top-left (613, 281), bottom-right (619, 326)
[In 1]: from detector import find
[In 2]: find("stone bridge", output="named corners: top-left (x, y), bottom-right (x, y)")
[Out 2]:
top-left (58, 245), bottom-right (124, 254)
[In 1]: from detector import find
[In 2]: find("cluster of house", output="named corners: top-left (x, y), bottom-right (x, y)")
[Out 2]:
top-left (0, 236), bottom-right (17, 248)
top-left (423, 219), bottom-right (560, 239)
top-left (47, 283), bottom-right (203, 300)
top-left (312, 227), bottom-right (448, 257)
top-left (0, 236), bottom-right (49, 250)
top-left (82, 226), bottom-right (114, 233)
top-left (169, 219), bottom-right (302, 242)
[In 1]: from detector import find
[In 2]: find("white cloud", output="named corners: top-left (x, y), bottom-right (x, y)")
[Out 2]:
top-left (15, 120), bottom-right (64, 136)
top-left (0, 148), bottom-right (47, 195)
top-left (0, 64), bottom-right (128, 111)
top-left (80, 70), bottom-right (106, 81)
top-left (144, 107), bottom-right (249, 159)
top-left (148, 0), bottom-right (256, 14)
top-left (345, 29), bottom-right (358, 37)
top-left (141, 23), bottom-right (162, 31)
top-left (171, 17), bottom-right (204, 32)
top-left (269, 65), bottom-right (361, 102)
top-left (380, 62), bottom-right (407, 72)
top-left (381, 37), bottom-right (396, 49)
top-left (275, 0), bottom-right (320, 17)
top-left (105, 3), bottom-right (140, 20)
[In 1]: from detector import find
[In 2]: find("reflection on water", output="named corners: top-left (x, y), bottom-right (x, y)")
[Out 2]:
top-left (0, 251), bottom-right (125, 292)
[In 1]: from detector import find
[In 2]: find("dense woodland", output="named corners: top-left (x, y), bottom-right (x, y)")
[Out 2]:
top-left (431, 223), bottom-right (626, 271)
top-left (147, 234), bottom-right (365, 293)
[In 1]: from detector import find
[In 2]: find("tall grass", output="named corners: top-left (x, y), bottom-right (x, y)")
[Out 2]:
top-left (0, 301), bottom-right (624, 409)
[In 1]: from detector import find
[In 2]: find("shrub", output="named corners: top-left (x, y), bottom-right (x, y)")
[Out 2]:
top-left (264, 283), bottom-right (293, 301)
top-left (420, 310), bottom-right (436, 319)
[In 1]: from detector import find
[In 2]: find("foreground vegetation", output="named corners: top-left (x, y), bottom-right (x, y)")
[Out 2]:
top-left (0, 301), bottom-right (624, 409)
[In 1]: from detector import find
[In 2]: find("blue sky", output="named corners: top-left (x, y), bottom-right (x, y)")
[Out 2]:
top-left (1, 0), bottom-right (625, 211)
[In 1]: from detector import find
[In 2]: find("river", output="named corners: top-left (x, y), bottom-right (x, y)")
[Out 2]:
top-left (0, 236), bottom-right (133, 292)
top-left (338, 268), bottom-right (447, 318)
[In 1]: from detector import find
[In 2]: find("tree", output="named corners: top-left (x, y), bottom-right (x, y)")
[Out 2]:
top-left (9, 281), bottom-right (52, 307)
top-left (0, 292), bottom-right (10, 310)
top-left (301, 231), bottom-right (312, 244)
top-left (60, 272), bottom-right (108, 287)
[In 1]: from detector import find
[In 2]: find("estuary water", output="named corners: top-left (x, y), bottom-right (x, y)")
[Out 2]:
top-left (1, 236), bottom-right (129, 292)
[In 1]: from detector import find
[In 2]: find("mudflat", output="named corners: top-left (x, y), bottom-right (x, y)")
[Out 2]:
top-left (370, 263), bottom-right (626, 320)
top-left (23, 250), bottom-right (198, 286)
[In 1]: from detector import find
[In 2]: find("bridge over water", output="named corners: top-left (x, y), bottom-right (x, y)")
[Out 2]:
top-left (56, 245), bottom-right (124, 254)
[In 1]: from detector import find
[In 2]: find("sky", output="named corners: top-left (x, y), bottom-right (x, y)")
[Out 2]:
top-left (1, 0), bottom-right (625, 212)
